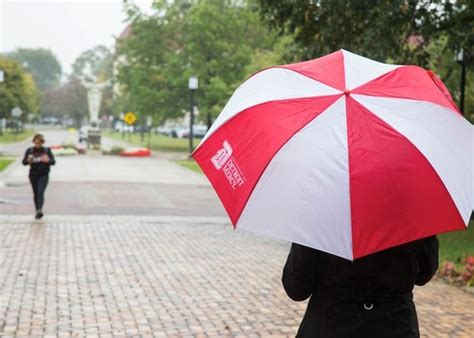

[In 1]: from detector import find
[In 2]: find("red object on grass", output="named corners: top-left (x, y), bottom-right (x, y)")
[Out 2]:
top-left (120, 147), bottom-right (151, 157)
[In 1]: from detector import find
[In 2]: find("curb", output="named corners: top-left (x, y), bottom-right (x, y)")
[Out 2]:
top-left (0, 156), bottom-right (23, 179)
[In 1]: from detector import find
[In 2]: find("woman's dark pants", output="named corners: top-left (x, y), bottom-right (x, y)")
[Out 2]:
top-left (29, 174), bottom-right (49, 211)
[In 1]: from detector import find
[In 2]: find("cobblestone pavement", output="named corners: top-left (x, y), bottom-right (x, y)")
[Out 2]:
top-left (1, 217), bottom-right (473, 337)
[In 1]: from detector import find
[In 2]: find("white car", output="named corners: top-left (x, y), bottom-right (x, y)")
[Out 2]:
top-left (114, 121), bottom-right (133, 133)
top-left (177, 125), bottom-right (208, 138)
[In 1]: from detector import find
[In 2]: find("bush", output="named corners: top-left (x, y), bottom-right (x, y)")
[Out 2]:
top-left (62, 143), bottom-right (79, 151)
top-left (102, 146), bottom-right (125, 155)
top-left (439, 256), bottom-right (474, 287)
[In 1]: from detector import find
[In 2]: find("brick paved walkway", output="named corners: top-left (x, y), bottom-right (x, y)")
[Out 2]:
top-left (1, 217), bottom-right (473, 337)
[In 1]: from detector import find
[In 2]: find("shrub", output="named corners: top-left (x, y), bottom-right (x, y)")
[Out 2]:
top-left (439, 257), bottom-right (474, 287)
top-left (102, 146), bottom-right (125, 155)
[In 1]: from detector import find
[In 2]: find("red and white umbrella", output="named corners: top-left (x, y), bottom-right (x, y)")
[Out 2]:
top-left (193, 49), bottom-right (473, 260)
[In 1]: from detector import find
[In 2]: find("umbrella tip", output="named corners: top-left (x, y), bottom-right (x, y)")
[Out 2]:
top-left (344, 89), bottom-right (351, 96)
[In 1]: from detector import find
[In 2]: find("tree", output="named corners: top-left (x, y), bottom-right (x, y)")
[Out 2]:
top-left (257, 0), bottom-right (473, 117)
top-left (72, 45), bottom-right (113, 82)
top-left (425, 35), bottom-right (473, 120)
top-left (116, 0), bottom-right (280, 125)
top-left (115, 4), bottom-right (176, 123)
top-left (5, 48), bottom-right (62, 91)
top-left (41, 78), bottom-right (88, 126)
top-left (440, 0), bottom-right (473, 60)
top-left (21, 73), bottom-right (40, 117)
top-left (0, 57), bottom-right (40, 119)
top-left (180, 0), bottom-right (278, 126)
top-left (256, 0), bottom-right (449, 66)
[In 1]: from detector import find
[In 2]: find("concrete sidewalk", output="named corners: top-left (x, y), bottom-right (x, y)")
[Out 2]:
top-left (1, 129), bottom-right (205, 186)
top-left (4, 155), bottom-right (207, 186)
top-left (1, 130), bottom-right (218, 217)
top-left (0, 129), bottom-right (70, 157)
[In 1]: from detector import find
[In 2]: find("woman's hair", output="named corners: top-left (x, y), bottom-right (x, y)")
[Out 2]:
top-left (32, 134), bottom-right (45, 143)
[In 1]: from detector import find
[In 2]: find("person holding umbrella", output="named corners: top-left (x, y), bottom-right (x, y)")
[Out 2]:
top-left (22, 134), bottom-right (55, 219)
top-left (282, 237), bottom-right (439, 337)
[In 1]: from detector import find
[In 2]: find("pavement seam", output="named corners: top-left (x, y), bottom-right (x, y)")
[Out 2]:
top-left (0, 214), bottom-right (231, 224)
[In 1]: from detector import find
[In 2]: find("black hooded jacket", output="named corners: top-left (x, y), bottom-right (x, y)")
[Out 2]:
top-left (22, 146), bottom-right (56, 176)
top-left (283, 236), bottom-right (439, 337)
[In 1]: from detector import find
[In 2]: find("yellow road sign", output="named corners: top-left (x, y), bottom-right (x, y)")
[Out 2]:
top-left (124, 112), bottom-right (137, 125)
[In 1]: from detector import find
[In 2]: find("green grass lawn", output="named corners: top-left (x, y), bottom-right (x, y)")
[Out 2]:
top-left (438, 219), bottom-right (474, 267)
top-left (174, 159), bottom-right (202, 173)
top-left (105, 131), bottom-right (201, 153)
top-left (0, 130), bottom-right (34, 144)
top-left (0, 157), bottom-right (15, 172)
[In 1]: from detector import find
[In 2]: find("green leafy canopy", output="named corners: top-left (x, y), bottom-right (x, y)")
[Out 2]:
top-left (116, 0), bottom-right (281, 125)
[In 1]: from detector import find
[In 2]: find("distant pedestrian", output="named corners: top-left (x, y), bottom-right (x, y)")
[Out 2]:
top-left (22, 134), bottom-right (55, 219)
top-left (283, 236), bottom-right (439, 337)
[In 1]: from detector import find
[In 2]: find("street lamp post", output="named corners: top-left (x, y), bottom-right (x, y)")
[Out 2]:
top-left (188, 76), bottom-right (198, 155)
top-left (0, 69), bottom-right (4, 136)
top-left (146, 115), bottom-right (152, 150)
top-left (119, 112), bottom-right (125, 139)
top-left (455, 48), bottom-right (466, 115)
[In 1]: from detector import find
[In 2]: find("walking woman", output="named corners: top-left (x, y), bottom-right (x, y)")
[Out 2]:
top-left (22, 134), bottom-right (55, 219)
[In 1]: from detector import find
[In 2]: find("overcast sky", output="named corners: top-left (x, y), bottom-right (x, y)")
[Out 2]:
top-left (0, 0), bottom-right (153, 74)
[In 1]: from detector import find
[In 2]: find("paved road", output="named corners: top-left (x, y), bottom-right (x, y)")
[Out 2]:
top-left (1, 129), bottom-right (473, 337)
top-left (0, 128), bottom-right (71, 157)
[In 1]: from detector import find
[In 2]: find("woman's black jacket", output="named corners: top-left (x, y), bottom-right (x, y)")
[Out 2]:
top-left (22, 146), bottom-right (56, 176)
top-left (282, 236), bottom-right (439, 338)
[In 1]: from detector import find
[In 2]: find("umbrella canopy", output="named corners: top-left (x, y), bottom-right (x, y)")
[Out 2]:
top-left (193, 49), bottom-right (473, 260)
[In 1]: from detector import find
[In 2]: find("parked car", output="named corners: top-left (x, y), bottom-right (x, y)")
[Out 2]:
top-left (170, 128), bottom-right (179, 138)
top-left (40, 116), bottom-right (60, 125)
top-left (175, 127), bottom-right (187, 139)
top-left (155, 125), bottom-right (184, 138)
top-left (114, 121), bottom-right (133, 133)
top-left (193, 125), bottom-right (209, 138)
top-left (133, 125), bottom-right (151, 133)
top-left (62, 117), bottom-right (75, 127)
top-left (176, 125), bottom-right (208, 139)
top-left (155, 126), bottom-right (173, 136)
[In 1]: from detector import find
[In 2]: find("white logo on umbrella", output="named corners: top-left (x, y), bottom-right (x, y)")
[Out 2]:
top-left (211, 140), bottom-right (246, 190)
top-left (211, 140), bottom-right (233, 170)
